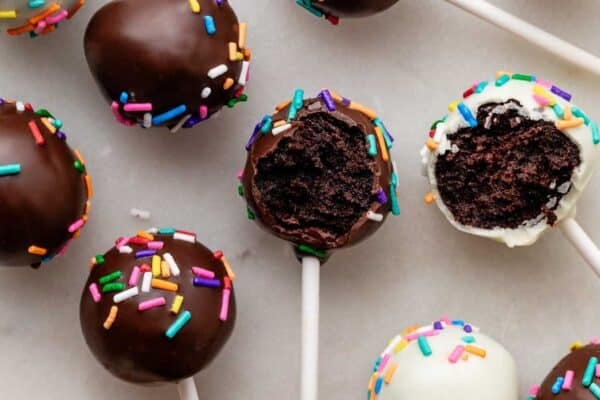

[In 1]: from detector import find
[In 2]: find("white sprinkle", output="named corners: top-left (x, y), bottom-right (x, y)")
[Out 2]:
top-left (366, 211), bottom-right (384, 222)
top-left (16, 102), bottom-right (25, 112)
top-left (201, 87), bottom-right (212, 99)
top-left (146, 227), bottom-right (159, 234)
top-left (143, 113), bottom-right (152, 128)
top-left (557, 181), bottom-right (571, 194)
top-left (308, 102), bottom-right (322, 111)
top-left (173, 232), bottom-right (195, 243)
top-left (113, 286), bottom-right (139, 303)
top-left (238, 61), bottom-right (250, 85)
top-left (208, 64), bottom-right (228, 79)
top-left (118, 245), bottom-right (133, 254)
top-left (392, 161), bottom-right (399, 176)
top-left (451, 144), bottom-right (460, 153)
top-left (170, 114), bottom-right (192, 133)
top-left (130, 208), bottom-right (151, 220)
top-left (272, 124), bottom-right (292, 135)
top-left (163, 253), bottom-right (181, 277)
top-left (141, 272), bottom-right (152, 292)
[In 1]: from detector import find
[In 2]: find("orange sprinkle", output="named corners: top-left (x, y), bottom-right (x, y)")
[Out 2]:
top-left (29, 3), bottom-right (60, 24)
top-left (223, 78), bottom-right (234, 90)
top-left (368, 373), bottom-right (378, 391)
top-left (151, 278), bottom-right (178, 292)
top-left (74, 149), bottom-right (86, 164)
top-left (7, 23), bottom-right (34, 36)
top-left (161, 260), bottom-right (170, 278)
top-left (243, 48), bottom-right (252, 61)
top-left (137, 230), bottom-right (154, 241)
top-left (40, 25), bottom-right (56, 35)
top-left (564, 105), bottom-right (573, 120)
top-left (424, 192), bottom-right (436, 204)
top-left (221, 256), bottom-right (236, 280)
top-left (496, 70), bottom-right (512, 79)
top-left (84, 200), bottom-right (92, 215)
top-left (28, 245), bottom-right (47, 256)
top-left (465, 345), bottom-right (487, 358)
top-left (85, 175), bottom-right (93, 199)
top-left (556, 118), bottom-right (584, 130)
top-left (28, 120), bottom-right (45, 146)
top-left (73, 230), bottom-right (81, 239)
top-left (238, 22), bottom-right (247, 49)
top-left (349, 101), bottom-right (377, 120)
top-left (273, 120), bottom-right (286, 128)
top-left (425, 138), bottom-right (438, 151)
top-left (103, 306), bottom-right (118, 330)
top-left (374, 127), bottom-right (389, 161)
top-left (275, 99), bottom-right (291, 111)
top-left (462, 353), bottom-right (469, 361)
top-left (40, 118), bottom-right (56, 134)
top-left (228, 42), bottom-right (238, 61)
top-left (384, 362), bottom-right (399, 384)
top-left (68, 0), bottom-right (86, 19)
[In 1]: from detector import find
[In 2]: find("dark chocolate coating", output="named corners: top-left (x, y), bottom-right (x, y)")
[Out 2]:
top-left (242, 94), bottom-right (396, 254)
top-left (536, 344), bottom-right (600, 399)
top-left (80, 233), bottom-right (236, 383)
top-left (0, 101), bottom-right (90, 268)
top-left (311, 0), bottom-right (398, 17)
top-left (84, 0), bottom-right (248, 129)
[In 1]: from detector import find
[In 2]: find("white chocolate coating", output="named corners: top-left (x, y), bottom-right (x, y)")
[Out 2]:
top-left (421, 75), bottom-right (600, 247)
top-left (368, 320), bottom-right (518, 400)
top-left (0, 0), bottom-right (83, 36)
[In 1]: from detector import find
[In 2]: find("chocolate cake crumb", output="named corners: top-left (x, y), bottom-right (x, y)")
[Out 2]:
top-left (435, 100), bottom-right (581, 230)
top-left (254, 112), bottom-right (376, 246)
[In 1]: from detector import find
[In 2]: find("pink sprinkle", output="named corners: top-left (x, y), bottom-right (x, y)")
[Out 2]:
top-left (533, 94), bottom-right (550, 107)
top-left (378, 353), bottom-right (391, 373)
top-left (128, 266), bottom-right (141, 286)
top-left (89, 283), bottom-right (101, 303)
top-left (123, 103), bottom-right (153, 112)
top-left (68, 219), bottom-right (85, 233)
top-left (596, 364), bottom-right (600, 378)
top-left (536, 79), bottom-right (553, 89)
top-left (192, 267), bottom-right (215, 279)
top-left (116, 237), bottom-right (129, 248)
top-left (199, 105), bottom-right (208, 119)
top-left (111, 101), bottom-right (135, 126)
top-left (219, 289), bottom-right (231, 321)
top-left (56, 239), bottom-right (71, 256)
top-left (34, 20), bottom-right (47, 34)
top-left (529, 385), bottom-right (540, 396)
top-left (138, 297), bottom-right (166, 311)
top-left (439, 316), bottom-right (451, 325)
top-left (237, 168), bottom-right (244, 180)
top-left (590, 338), bottom-right (600, 345)
top-left (46, 10), bottom-right (68, 25)
top-left (563, 370), bottom-right (574, 390)
top-left (405, 330), bottom-right (440, 341)
top-left (147, 241), bottom-right (164, 250)
top-left (448, 345), bottom-right (465, 363)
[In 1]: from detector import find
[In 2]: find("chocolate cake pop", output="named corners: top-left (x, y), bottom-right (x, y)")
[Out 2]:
top-left (80, 228), bottom-right (236, 384)
top-left (84, 0), bottom-right (251, 131)
top-left (529, 342), bottom-right (600, 399)
top-left (0, 0), bottom-right (85, 36)
top-left (0, 98), bottom-right (92, 268)
top-left (296, 0), bottom-right (398, 24)
top-left (240, 89), bottom-right (400, 260)
top-left (421, 72), bottom-right (600, 247)
top-left (367, 318), bottom-right (518, 400)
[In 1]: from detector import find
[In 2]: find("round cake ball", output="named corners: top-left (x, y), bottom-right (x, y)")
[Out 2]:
top-left (84, 0), bottom-right (251, 130)
top-left (421, 72), bottom-right (600, 247)
top-left (80, 228), bottom-right (236, 383)
top-left (367, 318), bottom-right (518, 400)
top-left (0, 98), bottom-right (92, 268)
top-left (240, 89), bottom-right (399, 260)
top-left (0, 0), bottom-right (85, 36)
top-left (532, 342), bottom-right (600, 399)
top-left (297, 0), bottom-right (398, 22)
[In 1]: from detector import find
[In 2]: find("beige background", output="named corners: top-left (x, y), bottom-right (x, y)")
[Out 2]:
top-left (1, 0), bottom-right (599, 398)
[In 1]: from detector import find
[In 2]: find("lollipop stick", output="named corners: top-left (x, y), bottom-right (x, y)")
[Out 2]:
top-left (444, 0), bottom-right (600, 75)
top-left (177, 377), bottom-right (199, 400)
top-left (559, 218), bottom-right (600, 277)
top-left (301, 256), bottom-right (320, 400)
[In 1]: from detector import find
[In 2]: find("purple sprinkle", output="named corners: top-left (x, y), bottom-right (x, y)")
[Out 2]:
top-left (319, 90), bottom-right (336, 112)
top-left (183, 116), bottom-right (202, 129)
top-left (342, 97), bottom-right (351, 106)
top-left (135, 249), bottom-right (157, 259)
top-left (0, 98), bottom-right (4, 105)
top-left (56, 131), bottom-right (66, 140)
top-left (433, 321), bottom-right (444, 330)
top-left (193, 277), bottom-right (221, 288)
top-left (551, 85), bottom-right (572, 102)
top-left (376, 188), bottom-right (388, 204)
top-left (245, 123), bottom-right (261, 151)
top-left (464, 324), bottom-right (473, 333)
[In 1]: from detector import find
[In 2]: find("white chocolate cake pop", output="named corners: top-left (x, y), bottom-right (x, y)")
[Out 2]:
top-left (0, 0), bottom-right (84, 37)
top-left (421, 72), bottom-right (600, 247)
top-left (367, 318), bottom-right (518, 400)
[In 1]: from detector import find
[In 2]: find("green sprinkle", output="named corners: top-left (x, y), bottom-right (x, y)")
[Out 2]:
top-left (495, 74), bottom-right (510, 87)
top-left (99, 271), bottom-right (122, 285)
top-left (582, 356), bottom-right (598, 387)
top-left (591, 121), bottom-right (599, 145)
top-left (166, 310), bottom-right (192, 339)
top-left (430, 118), bottom-right (445, 130)
top-left (417, 336), bottom-right (432, 356)
top-left (247, 207), bottom-right (255, 220)
top-left (227, 94), bottom-right (249, 109)
top-left (158, 227), bottom-right (176, 235)
top-left (511, 73), bottom-right (535, 82)
top-left (297, 244), bottom-right (327, 259)
top-left (35, 109), bottom-right (55, 119)
top-left (552, 103), bottom-right (564, 119)
top-left (238, 185), bottom-right (244, 197)
top-left (366, 135), bottom-right (377, 157)
top-left (462, 335), bottom-right (476, 344)
top-left (573, 107), bottom-right (591, 125)
top-left (102, 282), bottom-right (125, 293)
top-left (589, 383), bottom-right (600, 398)
top-left (74, 160), bottom-right (85, 173)
top-left (95, 255), bottom-right (105, 265)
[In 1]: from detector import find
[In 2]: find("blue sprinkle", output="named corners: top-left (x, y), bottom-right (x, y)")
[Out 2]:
top-left (366, 135), bottom-right (377, 157)
top-left (495, 74), bottom-right (510, 86)
top-left (152, 105), bottom-right (187, 125)
top-left (28, 0), bottom-right (45, 8)
top-left (203, 16), bottom-right (216, 35)
top-left (573, 107), bottom-right (591, 125)
top-left (295, 0), bottom-right (324, 17)
top-left (552, 103), bottom-right (564, 119)
top-left (417, 336), bottom-right (432, 356)
top-left (551, 377), bottom-right (564, 394)
top-left (293, 89), bottom-right (304, 109)
top-left (158, 227), bottom-right (176, 235)
top-left (374, 376), bottom-right (384, 394)
top-left (165, 310), bottom-right (192, 340)
top-left (592, 121), bottom-right (600, 145)
top-left (260, 115), bottom-right (273, 134)
top-left (474, 81), bottom-right (489, 93)
top-left (389, 184), bottom-right (400, 216)
top-left (374, 117), bottom-right (394, 148)
top-left (119, 92), bottom-right (128, 104)
top-left (462, 335), bottom-right (476, 344)
top-left (458, 103), bottom-right (478, 127)
top-left (452, 319), bottom-right (465, 326)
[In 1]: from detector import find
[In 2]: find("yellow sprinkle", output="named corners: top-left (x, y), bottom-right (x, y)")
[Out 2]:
top-left (570, 341), bottom-right (584, 352)
top-left (236, 51), bottom-right (244, 61)
top-left (374, 127), bottom-right (389, 161)
top-left (368, 373), bottom-right (378, 391)
top-left (188, 0), bottom-right (200, 13)
top-left (384, 362), bottom-right (399, 384)
top-left (85, 175), bottom-right (93, 199)
top-left (103, 306), bottom-right (118, 330)
top-left (221, 256), bottom-right (236, 280)
top-left (152, 255), bottom-right (161, 277)
top-left (532, 84), bottom-right (556, 106)
top-left (564, 105), bottom-right (573, 121)
top-left (448, 100), bottom-right (460, 112)
top-left (28, 245), bottom-right (47, 256)
top-left (349, 101), bottom-right (377, 120)
top-left (393, 338), bottom-right (408, 354)
top-left (223, 78), bottom-right (234, 90)
top-left (228, 42), bottom-right (238, 61)
top-left (0, 10), bottom-right (17, 19)
top-left (40, 118), bottom-right (56, 134)
top-left (84, 200), bottom-right (92, 215)
top-left (556, 118), bottom-right (584, 130)
top-left (462, 353), bottom-right (469, 361)
top-left (170, 295), bottom-right (184, 314)
top-left (465, 345), bottom-right (487, 358)
top-left (424, 192), bottom-right (436, 204)
top-left (425, 138), bottom-right (438, 152)
top-left (151, 278), bottom-right (178, 292)
top-left (137, 230), bottom-right (154, 241)
top-left (329, 90), bottom-right (344, 103)
top-left (275, 99), bottom-right (291, 111)
top-left (273, 120), bottom-right (286, 128)
top-left (161, 260), bottom-right (170, 278)
top-left (496, 70), bottom-right (513, 79)
top-left (238, 22), bottom-right (247, 49)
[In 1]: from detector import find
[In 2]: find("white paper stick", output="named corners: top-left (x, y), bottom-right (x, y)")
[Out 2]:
top-left (445, 0), bottom-right (600, 75)
top-left (177, 377), bottom-right (199, 400)
top-left (559, 218), bottom-right (600, 277)
top-left (301, 256), bottom-right (320, 400)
